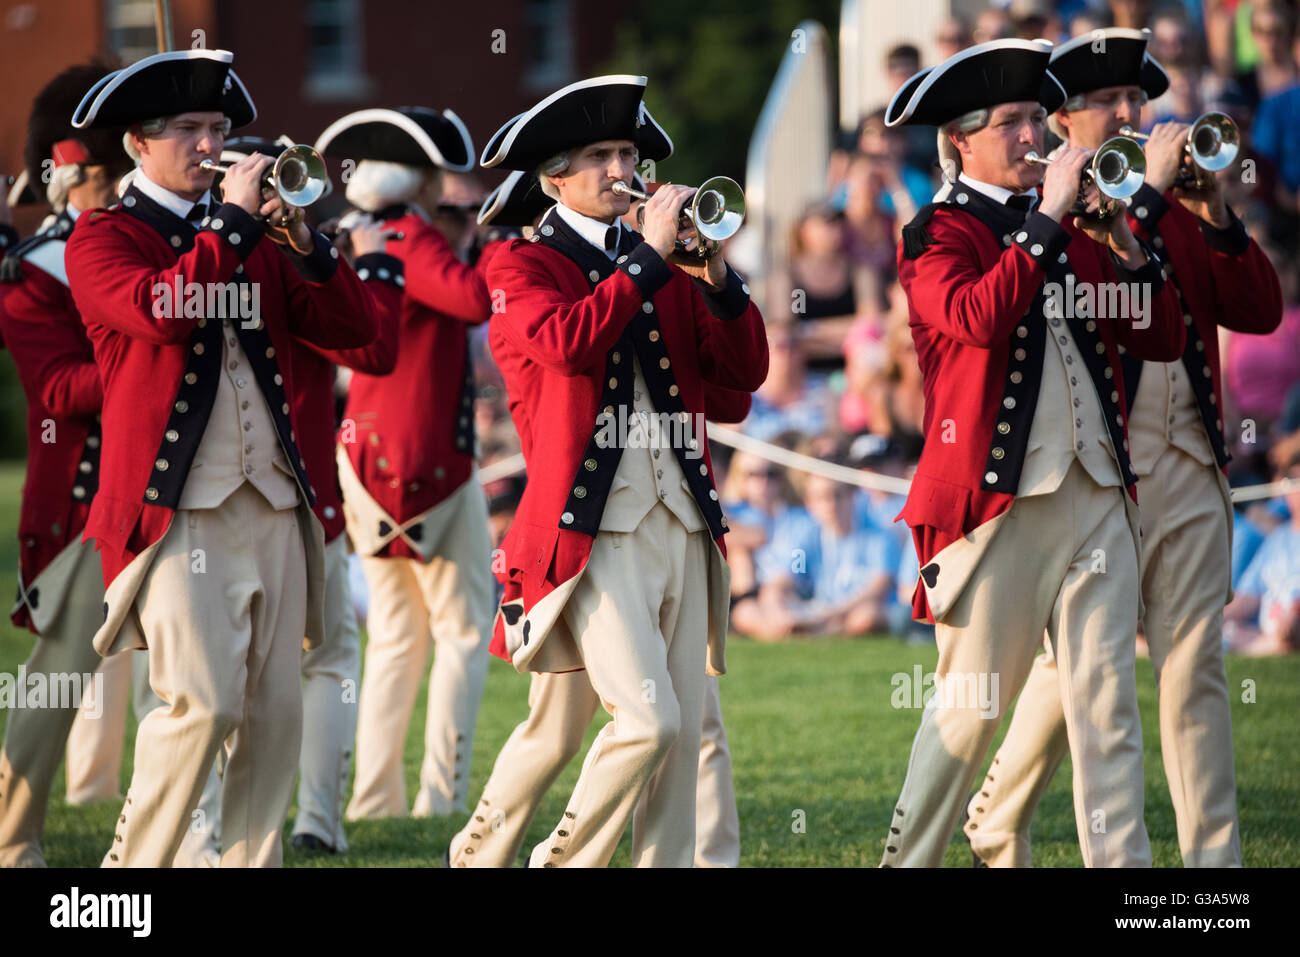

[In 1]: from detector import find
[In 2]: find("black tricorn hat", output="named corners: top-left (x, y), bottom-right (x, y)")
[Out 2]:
top-left (71, 49), bottom-right (256, 131)
top-left (477, 170), bottom-right (553, 227)
top-left (886, 39), bottom-right (1066, 128)
top-left (1047, 28), bottom-right (1170, 101)
top-left (315, 107), bottom-right (474, 171)
top-left (480, 75), bottom-right (673, 171)
top-left (26, 60), bottom-right (129, 190)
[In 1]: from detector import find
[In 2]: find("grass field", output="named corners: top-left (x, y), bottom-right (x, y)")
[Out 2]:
top-left (1, 460), bottom-right (1297, 867)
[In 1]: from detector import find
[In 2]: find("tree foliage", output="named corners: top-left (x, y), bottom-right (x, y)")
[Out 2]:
top-left (599, 1), bottom-right (841, 187)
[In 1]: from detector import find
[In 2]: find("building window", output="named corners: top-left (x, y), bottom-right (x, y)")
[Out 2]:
top-left (106, 0), bottom-right (159, 64)
top-left (524, 0), bottom-right (574, 90)
top-left (304, 0), bottom-right (374, 101)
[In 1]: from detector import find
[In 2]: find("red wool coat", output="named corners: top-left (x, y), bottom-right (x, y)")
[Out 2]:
top-left (341, 209), bottom-right (492, 559)
top-left (65, 189), bottom-right (379, 597)
top-left (897, 187), bottom-right (1185, 622)
top-left (0, 217), bottom-right (101, 632)
top-left (1121, 183), bottom-right (1283, 468)
top-left (486, 212), bottom-right (768, 671)
top-left (290, 253), bottom-right (404, 543)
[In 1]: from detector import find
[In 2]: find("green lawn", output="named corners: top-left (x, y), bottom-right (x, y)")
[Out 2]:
top-left (0, 460), bottom-right (1297, 867)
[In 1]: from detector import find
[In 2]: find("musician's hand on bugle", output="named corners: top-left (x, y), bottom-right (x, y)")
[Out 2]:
top-left (1141, 121), bottom-right (1190, 194)
top-left (219, 153), bottom-right (273, 216)
top-left (260, 185), bottom-right (313, 254)
top-left (1038, 146), bottom-right (1092, 222)
top-left (641, 183), bottom-right (694, 260)
top-left (1075, 189), bottom-right (1145, 269)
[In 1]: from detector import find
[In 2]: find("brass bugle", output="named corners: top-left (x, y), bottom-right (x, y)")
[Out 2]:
top-left (1116, 111), bottom-right (1239, 187)
top-left (611, 176), bottom-right (745, 257)
top-left (199, 144), bottom-right (330, 208)
top-left (1023, 136), bottom-right (1146, 218)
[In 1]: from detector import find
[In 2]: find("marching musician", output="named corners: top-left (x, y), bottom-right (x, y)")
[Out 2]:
top-left (448, 155), bottom-right (744, 868)
top-left (64, 49), bottom-right (379, 867)
top-left (964, 28), bottom-right (1282, 868)
top-left (314, 106), bottom-right (497, 821)
top-left (480, 75), bottom-right (767, 867)
top-left (879, 38), bottom-right (1185, 867)
top-left (0, 62), bottom-right (134, 867)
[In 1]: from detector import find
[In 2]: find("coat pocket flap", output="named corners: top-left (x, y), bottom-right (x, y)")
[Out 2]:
top-left (897, 473), bottom-right (972, 538)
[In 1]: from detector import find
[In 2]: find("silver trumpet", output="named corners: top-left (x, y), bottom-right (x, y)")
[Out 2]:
top-left (611, 176), bottom-right (745, 257)
top-left (1023, 135), bottom-right (1147, 218)
top-left (1116, 111), bottom-right (1239, 188)
top-left (199, 144), bottom-right (330, 208)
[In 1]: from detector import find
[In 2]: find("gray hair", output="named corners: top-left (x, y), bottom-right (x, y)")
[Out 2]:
top-left (937, 108), bottom-right (989, 183)
top-left (536, 149), bottom-right (576, 200)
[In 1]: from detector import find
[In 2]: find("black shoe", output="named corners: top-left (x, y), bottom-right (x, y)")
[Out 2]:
top-left (960, 804), bottom-right (987, 869)
top-left (291, 833), bottom-right (336, 855)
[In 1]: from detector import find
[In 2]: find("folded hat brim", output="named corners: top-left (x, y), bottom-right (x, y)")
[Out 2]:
top-left (315, 107), bottom-right (474, 170)
top-left (886, 39), bottom-right (1063, 128)
top-left (481, 74), bottom-right (653, 170)
top-left (71, 50), bottom-right (256, 130)
top-left (1048, 29), bottom-right (1169, 101)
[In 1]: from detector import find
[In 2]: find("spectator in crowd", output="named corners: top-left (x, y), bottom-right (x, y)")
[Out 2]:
top-left (745, 447), bottom-right (901, 641)
top-left (1237, 0), bottom-right (1299, 108)
top-left (1225, 248), bottom-right (1300, 436)
top-left (1224, 448), bottom-right (1300, 655)
top-left (829, 111), bottom-right (933, 218)
top-left (1009, 0), bottom-right (1063, 41)
top-left (1109, 0), bottom-right (1155, 31)
top-left (974, 5), bottom-right (1015, 44)
top-left (721, 447), bottom-right (800, 637)
top-left (745, 323), bottom-right (834, 441)
top-left (935, 15), bottom-right (973, 62)
top-left (1068, 7), bottom-right (1110, 38)
top-left (776, 202), bottom-right (860, 364)
top-left (842, 151), bottom-right (904, 316)
top-left (838, 284), bottom-right (925, 459)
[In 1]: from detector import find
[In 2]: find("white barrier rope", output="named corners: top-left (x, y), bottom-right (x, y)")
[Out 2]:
top-left (477, 429), bottom-right (1297, 505)
top-left (706, 424), bottom-right (913, 494)
top-left (1228, 477), bottom-right (1300, 503)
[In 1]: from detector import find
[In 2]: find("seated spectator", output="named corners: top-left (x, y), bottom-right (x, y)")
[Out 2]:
top-left (842, 151), bottom-right (902, 315)
top-left (744, 459), bottom-right (901, 641)
top-left (1224, 449), bottom-right (1300, 655)
top-left (721, 448), bottom-right (799, 636)
top-left (774, 202), bottom-right (866, 368)
top-left (744, 323), bottom-right (833, 441)
top-left (839, 290), bottom-right (925, 458)
top-left (1233, 506), bottom-right (1268, 590)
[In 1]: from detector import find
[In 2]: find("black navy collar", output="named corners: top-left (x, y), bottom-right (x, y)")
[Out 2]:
top-left (119, 184), bottom-right (199, 252)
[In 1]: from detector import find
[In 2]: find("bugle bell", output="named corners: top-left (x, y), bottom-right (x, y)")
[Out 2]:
top-left (611, 176), bottom-right (745, 257)
top-left (199, 144), bottom-right (330, 209)
top-left (1116, 111), bottom-right (1239, 188)
top-left (1023, 136), bottom-right (1147, 218)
